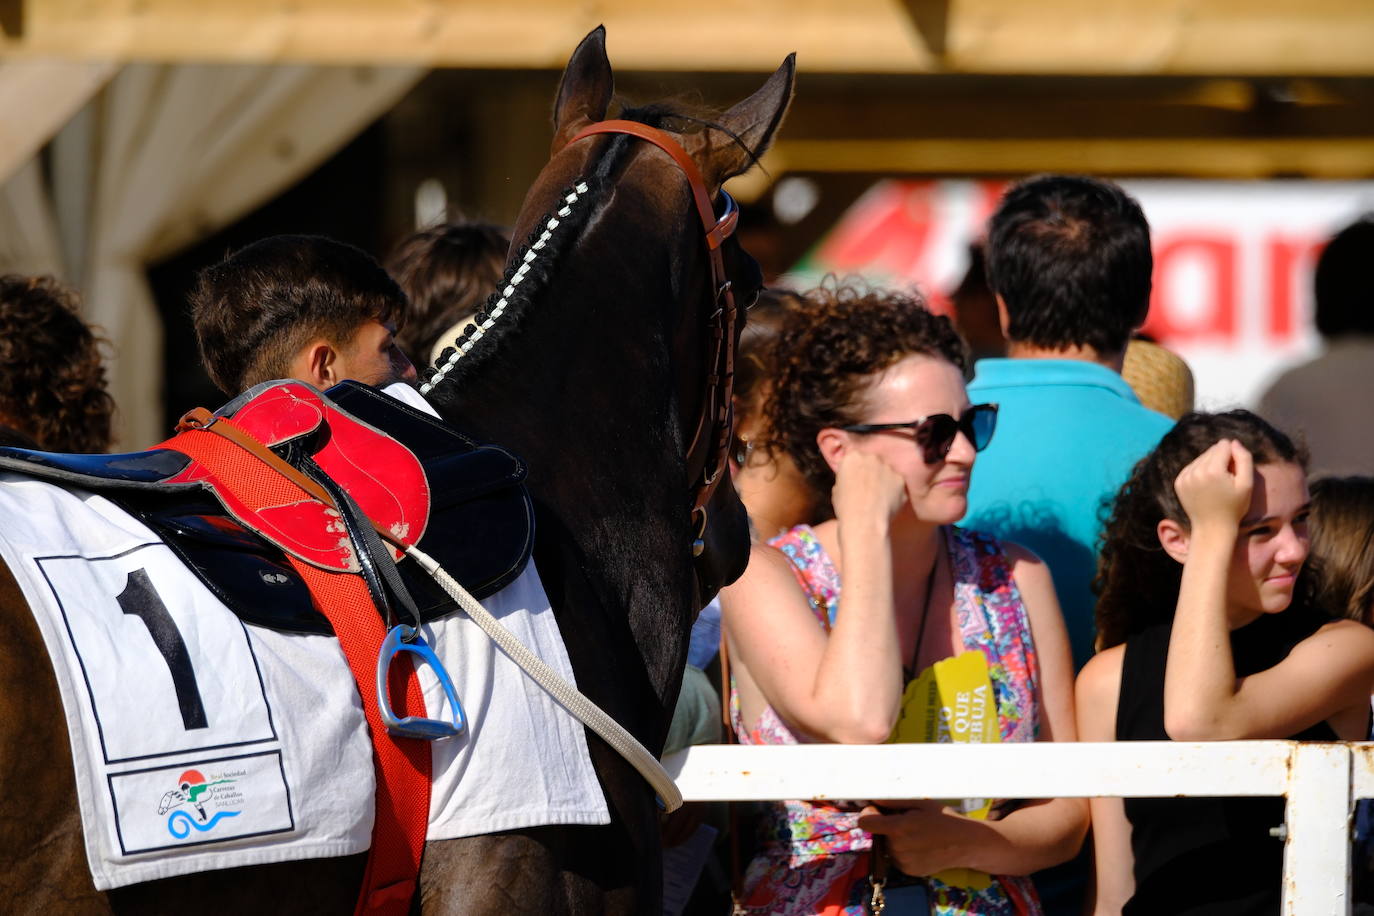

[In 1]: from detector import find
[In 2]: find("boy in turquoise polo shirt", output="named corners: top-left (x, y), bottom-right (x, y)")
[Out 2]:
top-left (964, 175), bottom-right (1171, 672)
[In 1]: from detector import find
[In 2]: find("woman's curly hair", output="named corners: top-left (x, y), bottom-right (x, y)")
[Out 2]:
top-left (762, 280), bottom-right (969, 518)
top-left (1093, 409), bottom-right (1307, 650)
top-left (0, 275), bottom-right (114, 452)
top-left (736, 288), bottom-right (804, 414)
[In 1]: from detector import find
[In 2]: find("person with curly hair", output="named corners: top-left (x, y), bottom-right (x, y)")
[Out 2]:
top-left (720, 281), bottom-right (1086, 915)
top-left (0, 275), bottom-right (115, 452)
top-left (1076, 410), bottom-right (1374, 915)
top-left (686, 288), bottom-right (822, 672)
top-left (729, 287), bottom-right (824, 542)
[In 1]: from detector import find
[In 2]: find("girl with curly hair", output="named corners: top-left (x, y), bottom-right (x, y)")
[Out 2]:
top-left (0, 275), bottom-right (114, 452)
top-left (1076, 411), bottom-right (1374, 915)
top-left (721, 282), bottom-right (1086, 915)
top-left (728, 287), bottom-right (823, 540)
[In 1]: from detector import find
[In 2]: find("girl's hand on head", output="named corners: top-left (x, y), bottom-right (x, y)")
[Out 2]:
top-left (832, 449), bottom-right (908, 526)
top-left (1174, 439), bottom-right (1254, 531)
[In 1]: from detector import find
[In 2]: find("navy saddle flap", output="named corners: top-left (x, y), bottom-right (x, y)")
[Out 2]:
top-left (0, 381), bottom-right (533, 636)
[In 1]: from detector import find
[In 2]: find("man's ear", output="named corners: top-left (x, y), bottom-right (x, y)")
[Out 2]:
top-left (817, 427), bottom-right (848, 475)
top-left (1157, 518), bottom-right (1191, 565)
top-left (995, 294), bottom-right (1011, 340)
top-left (289, 340), bottom-right (336, 389)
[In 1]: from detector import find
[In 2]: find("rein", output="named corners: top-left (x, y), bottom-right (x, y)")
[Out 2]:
top-left (565, 120), bottom-right (741, 556)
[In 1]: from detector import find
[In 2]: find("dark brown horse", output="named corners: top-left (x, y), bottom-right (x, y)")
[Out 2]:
top-left (0, 27), bottom-right (792, 915)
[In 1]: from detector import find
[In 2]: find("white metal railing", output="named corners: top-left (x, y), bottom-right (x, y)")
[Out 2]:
top-left (664, 741), bottom-right (1374, 916)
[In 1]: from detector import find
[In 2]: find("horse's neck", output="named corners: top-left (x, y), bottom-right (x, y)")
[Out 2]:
top-left (429, 266), bottom-right (694, 741)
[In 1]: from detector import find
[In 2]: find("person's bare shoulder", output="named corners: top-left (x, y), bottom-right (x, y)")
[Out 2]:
top-left (1076, 646), bottom-right (1125, 741)
top-left (1078, 646), bottom-right (1125, 696)
top-left (994, 538), bottom-right (1055, 601)
top-left (1297, 618), bottom-right (1374, 671)
top-left (720, 542), bottom-right (805, 622)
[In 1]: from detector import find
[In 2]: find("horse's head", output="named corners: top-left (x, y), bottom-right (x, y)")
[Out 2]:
top-left (422, 29), bottom-right (793, 715)
top-left (536, 26), bottom-right (794, 609)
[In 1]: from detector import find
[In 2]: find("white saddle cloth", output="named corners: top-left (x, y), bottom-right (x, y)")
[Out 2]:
top-left (0, 452), bottom-right (607, 890)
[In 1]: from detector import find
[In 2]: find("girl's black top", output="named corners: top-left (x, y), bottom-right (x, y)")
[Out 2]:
top-left (1116, 613), bottom-right (1336, 916)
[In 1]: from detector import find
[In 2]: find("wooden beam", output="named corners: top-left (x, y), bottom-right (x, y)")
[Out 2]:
top-left (0, 0), bottom-right (927, 72)
top-left (0, 0), bottom-right (21, 40)
top-left (1, 0), bottom-right (1373, 75)
top-left (896, 0), bottom-right (951, 59)
top-left (726, 137), bottom-right (1374, 200)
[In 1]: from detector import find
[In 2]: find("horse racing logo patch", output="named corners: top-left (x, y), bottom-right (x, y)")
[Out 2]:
top-left (110, 752), bottom-right (294, 854)
top-left (158, 768), bottom-right (242, 838)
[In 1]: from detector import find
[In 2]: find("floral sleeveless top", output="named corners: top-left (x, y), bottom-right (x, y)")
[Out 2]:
top-left (731, 525), bottom-right (1042, 916)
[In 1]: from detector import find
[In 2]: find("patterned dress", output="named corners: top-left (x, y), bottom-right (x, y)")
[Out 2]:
top-left (731, 524), bottom-right (1043, 916)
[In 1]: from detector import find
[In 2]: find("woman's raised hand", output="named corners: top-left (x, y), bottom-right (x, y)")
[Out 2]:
top-left (1174, 439), bottom-right (1254, 531)
top-left (831, 449), bottom-right (908, 526)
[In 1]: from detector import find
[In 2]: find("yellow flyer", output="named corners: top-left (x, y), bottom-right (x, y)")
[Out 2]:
top-left (887, 650), bottom-right (998, 890)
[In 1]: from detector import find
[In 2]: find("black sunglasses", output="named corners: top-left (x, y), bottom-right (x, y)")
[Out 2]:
top-left (841, 403), bottom-right (999, 464)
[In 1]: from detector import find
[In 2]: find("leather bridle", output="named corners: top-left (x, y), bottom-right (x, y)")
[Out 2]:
top-left (566, 120), bottom-right (741, 558)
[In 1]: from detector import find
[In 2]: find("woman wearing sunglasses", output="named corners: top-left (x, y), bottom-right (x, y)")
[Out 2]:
top-left (721, 283), bottom-right (1087, 915)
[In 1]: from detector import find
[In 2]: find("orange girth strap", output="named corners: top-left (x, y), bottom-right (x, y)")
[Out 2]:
top-left (155, 412), bottom-right (431, 916)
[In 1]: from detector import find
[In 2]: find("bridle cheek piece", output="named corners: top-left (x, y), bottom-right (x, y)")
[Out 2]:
top-left (565, 120), bottom-right (741, 560)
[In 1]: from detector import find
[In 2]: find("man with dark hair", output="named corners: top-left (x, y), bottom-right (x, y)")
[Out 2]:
top-left (0, 274), bottom-right (115, 452)
top-left (1259, 215), bottom-right (1374, 475)
top-left (964, 175), bottom-right (1171, 670)
top-left (191, 235), bottom-right (416, 396)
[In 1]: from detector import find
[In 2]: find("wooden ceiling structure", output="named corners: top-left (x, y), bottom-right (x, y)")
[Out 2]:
top-left (3, 0), bottom-right (1372, 75)
top-left (3, 0), bottom-right (1374, 189)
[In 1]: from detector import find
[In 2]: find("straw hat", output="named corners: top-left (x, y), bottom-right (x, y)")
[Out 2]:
top-left (1122, 339), bottom-right (1194, 420)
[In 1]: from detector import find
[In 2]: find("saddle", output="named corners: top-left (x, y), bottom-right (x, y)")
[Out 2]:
top-left (0, 380), bottom-right (534, 636)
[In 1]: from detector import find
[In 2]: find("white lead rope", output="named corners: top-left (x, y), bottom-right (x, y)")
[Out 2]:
top-left (403, 542), bottom-right (684, 813)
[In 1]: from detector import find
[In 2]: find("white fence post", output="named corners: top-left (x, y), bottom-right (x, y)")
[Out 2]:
top-left (1283, 743), bottom-right (1351, 915)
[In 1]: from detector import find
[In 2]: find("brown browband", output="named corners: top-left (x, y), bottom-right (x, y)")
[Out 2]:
top-left (565, 119), bottom-right (740, 553)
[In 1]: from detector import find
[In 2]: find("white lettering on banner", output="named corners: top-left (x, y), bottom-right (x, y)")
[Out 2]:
top-left (1126, 181), bottom-right (1374, 407)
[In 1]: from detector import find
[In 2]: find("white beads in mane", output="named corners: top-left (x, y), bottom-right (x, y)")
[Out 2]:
top-left (419, 180), bottom-right (591, 396)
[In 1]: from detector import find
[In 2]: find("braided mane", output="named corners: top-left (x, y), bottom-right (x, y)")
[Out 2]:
top-left (420, 101), bottom-right (752, 401)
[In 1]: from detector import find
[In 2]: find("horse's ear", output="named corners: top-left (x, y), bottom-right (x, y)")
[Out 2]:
top-left (707, 54), bottom-right (796, 185)
top-left (551, 26), bottom-right (614, 154)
